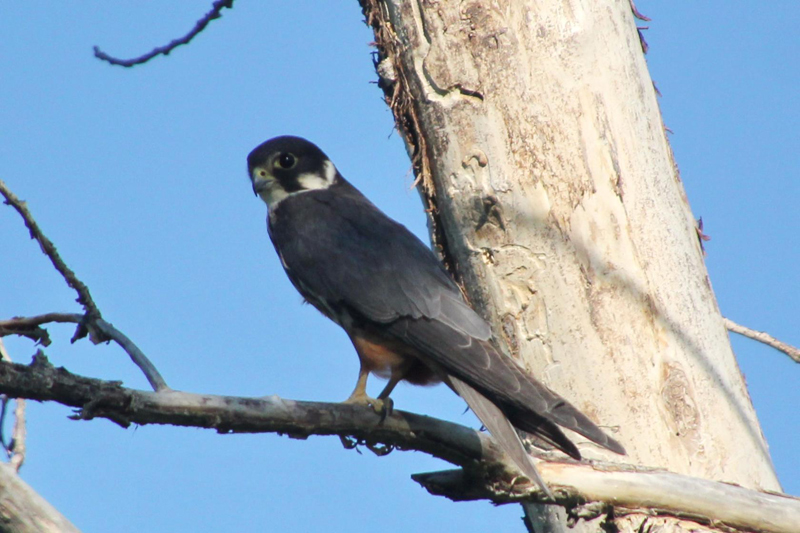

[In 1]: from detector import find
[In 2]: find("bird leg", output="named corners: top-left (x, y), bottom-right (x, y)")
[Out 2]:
top-left (373, 379), bottom-right (398, 421)
top-left (373, 358), bottom-right (418, 421)
top-left (342, 363), bottom-right (390, 418)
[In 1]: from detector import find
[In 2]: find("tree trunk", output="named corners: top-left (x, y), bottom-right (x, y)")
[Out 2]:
top-left (362, 0), bottom-right (780, 530)
top-left (0, 464), bottom-right (81, 533)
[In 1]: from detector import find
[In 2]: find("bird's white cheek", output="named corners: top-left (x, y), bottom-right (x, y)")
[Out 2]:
top-left (297, 172), bottom-right (331, 191)
top-left (258, 184), bottom-right (289, 207)
top-left (295, 160), bottom-right (337, 190)
top-left (323, 160), bottom-right (337, 184)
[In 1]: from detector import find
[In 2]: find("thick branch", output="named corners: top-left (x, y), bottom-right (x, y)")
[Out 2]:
top-left (0, 353), bottom-right (498, 470)
top-left (415, 465), bottom-right (800, 533)
top-left (0, 355), bottom-right (797, 533)
top-left (93, 0), bottom-right (234, 67)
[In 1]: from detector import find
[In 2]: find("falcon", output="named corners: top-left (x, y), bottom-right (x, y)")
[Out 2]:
top-left (248, 135), bottom-right (625, 496)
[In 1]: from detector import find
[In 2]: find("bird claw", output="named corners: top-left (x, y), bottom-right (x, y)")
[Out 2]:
top-left (343, 394), bottom-right (393, 421)
top-left (377, 397), bottom-right (394, 422)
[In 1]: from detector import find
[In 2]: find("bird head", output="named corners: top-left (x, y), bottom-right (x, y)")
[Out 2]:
top-left (247, 136), bottom-right (339, 208)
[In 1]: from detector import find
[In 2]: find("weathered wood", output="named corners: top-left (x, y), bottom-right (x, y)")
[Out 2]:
top-left (0, 464), bottom-right (81, 533)
top-left (363, 0), bottom-right (778, 490)
top-left (361, 0), bottom-right (781, 530)
top-left (2, 356), bottom-right (799, 533)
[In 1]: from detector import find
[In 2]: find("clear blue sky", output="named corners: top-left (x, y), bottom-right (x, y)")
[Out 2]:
top-left (1, 2), bottom-right (797, 531)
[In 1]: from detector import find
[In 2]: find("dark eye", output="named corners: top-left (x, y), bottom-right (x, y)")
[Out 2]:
top-left (276, 153), bottom-right (296, 169)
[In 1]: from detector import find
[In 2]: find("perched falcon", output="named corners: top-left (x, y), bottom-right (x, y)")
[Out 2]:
top-left (248, 136), bottom-right (625, 496)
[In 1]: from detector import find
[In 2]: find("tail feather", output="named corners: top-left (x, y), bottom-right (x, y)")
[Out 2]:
top-left (501, 405), bottom-right (581, 460)
top-left (449, 376), bottom-right (554, 499)
top-left (500, 375), bottom-right (628, 456)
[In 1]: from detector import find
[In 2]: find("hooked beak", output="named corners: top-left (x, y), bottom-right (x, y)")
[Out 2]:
top-left (251, 173), bottom-right (271, 196)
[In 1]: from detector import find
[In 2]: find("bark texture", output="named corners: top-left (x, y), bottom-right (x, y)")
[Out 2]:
top-left (0, 464), bottom-right (80, 533)
top-left (362, 0), bottom-right (780, 530)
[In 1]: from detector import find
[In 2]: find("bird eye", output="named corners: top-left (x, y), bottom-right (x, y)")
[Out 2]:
top-left (276, 153), bottom-right (297, 170)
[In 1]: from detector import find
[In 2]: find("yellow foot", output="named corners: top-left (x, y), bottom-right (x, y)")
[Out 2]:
top-left (343, 394), bottom-right (394, 421)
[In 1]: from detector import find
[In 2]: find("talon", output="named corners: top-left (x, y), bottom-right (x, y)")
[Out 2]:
top-left (342, 394), bottom-right (393, 421)
top-left (343, 392), bottom-right (381, 409)
top-left (377, 397), bottom-right (394, 421)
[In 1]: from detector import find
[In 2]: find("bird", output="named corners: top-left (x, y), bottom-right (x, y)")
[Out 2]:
top-left (247, 135), bottom-right (625, 497)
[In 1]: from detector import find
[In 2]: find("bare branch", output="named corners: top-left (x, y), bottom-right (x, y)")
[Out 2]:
top-left (1, 179), bottom-right (168, 391)
top-left (725, 318), bottom-right (800, 364)
top-left (415, 465), bottom-right (800, 533)
top-left (93, 0), bottom-right (234, 67)
top-left (0, 181), bottom-right (100, 321)
top-left (628, 0), bottom-right (651, 22)
top-left (0, 340), bottom-right (25, 472)
top-left (0, 354), bottom-right (798, 533)
top-left (0, 314), bottom-right (168, 392)
top-left (0, 312), bottom-right (85, 346)
top-left (0, 352), bottom-right (497, 470)
top-left (91, 318), bottom-right (169, 391)
top-left (9, 395), bottom-right (25, 473)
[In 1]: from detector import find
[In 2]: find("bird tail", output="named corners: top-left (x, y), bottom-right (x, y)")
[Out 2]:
top-left (449, 376), bottom-right (554, 499)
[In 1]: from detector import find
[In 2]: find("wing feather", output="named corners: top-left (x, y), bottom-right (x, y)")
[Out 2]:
top-left (270, 182), bottom-right (490, 338)
top-left (388, 317), bottom-right (625, 456)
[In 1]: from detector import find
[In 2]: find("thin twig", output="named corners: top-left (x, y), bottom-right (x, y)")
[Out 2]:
top-left (93, 318), bottom-right (169, 391)
top-left (1, 179), bottom-right (168, 390)
top-left (93, 0), bottom-right (234, 67)
top-left (0, 181), bottom-right (100, 320)
top-left (0, 340), bottom-right (25, 472)
top-left (629, 0), bottom-right (651, 21)
top-left (9, 395), bottom-right (25, 473)
top-left (0, 312), bottom-right (80, 346)
top-left (725, 318), bottom-right (800, 364)
top-left (0, 314), bottom-right (169, 392)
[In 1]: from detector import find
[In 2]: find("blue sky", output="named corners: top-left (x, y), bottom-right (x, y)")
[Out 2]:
top-left (1, 2), bottom-right (797, 531)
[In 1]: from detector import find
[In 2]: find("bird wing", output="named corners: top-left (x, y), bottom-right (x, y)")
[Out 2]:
top-left (270, 182), bottom-right (490, 340)
top-left (387, 316), bottom-right (625, 456)
top-left (270, 182), bottom-right (624, 457)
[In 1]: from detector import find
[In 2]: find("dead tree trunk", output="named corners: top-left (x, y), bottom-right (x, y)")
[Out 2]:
top-left (362, 0), bottom-right (781, 530)
top-left (0, 463), bottom-right (81, 533)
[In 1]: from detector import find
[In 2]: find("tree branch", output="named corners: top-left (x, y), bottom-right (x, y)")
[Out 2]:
top-left (93, 0), bottom-right (234, 67)
top-left (0, 352), bottom-right (497, 467)
top-left (0, 179), bottom-right (169, 391)
top-left (0, 181), bottom-right (100, 321)
top-left (0, 340), bottom-right (25, 472)
top-left (415, 465), bottom-right (800, 533)
top-left (0, 354), bottom-right (797, 533)
top-left (724, 318), bottom-right (800, 364)
top-left (0, 316), bottom-right (167, 397)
